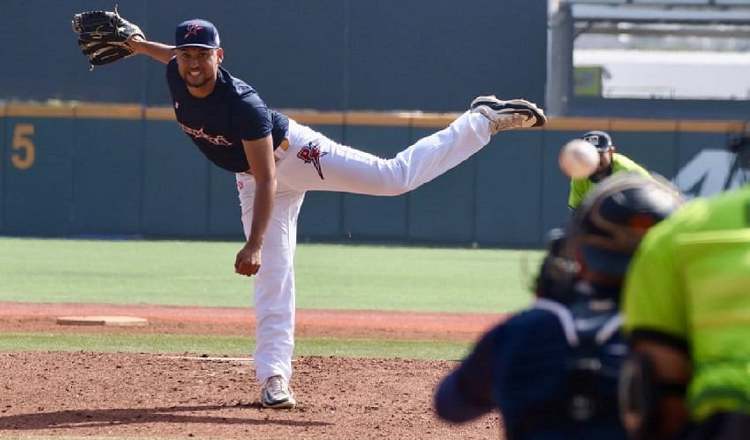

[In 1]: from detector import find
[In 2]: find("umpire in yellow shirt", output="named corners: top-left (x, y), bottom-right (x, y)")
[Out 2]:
top-left (620, 137), bottom-right (750, 440)
top-left (568, 131), bottom-right (651, 210)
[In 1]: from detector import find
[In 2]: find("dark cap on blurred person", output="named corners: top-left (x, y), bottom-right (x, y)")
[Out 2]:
top-left (175, 19), bottom-right (220, 49)
top-left (581, 130), bottom-right (613, 151)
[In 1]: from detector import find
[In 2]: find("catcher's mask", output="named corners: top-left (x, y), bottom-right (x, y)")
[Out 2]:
top-left (568, 173), bottom-right (683, 288)
top-left (534, 228), bottom-right (579, 303)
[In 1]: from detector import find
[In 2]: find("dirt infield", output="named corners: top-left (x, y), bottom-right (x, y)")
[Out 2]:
top-left (0, 302), bottom-right (507, 439)
top-left (0, 302), bottom-right (505, 340)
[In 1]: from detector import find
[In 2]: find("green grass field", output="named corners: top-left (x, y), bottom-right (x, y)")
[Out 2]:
top-left (0, 237), bottom-right (542, 358)
top-left (0, 238), bottom-right (542, 313)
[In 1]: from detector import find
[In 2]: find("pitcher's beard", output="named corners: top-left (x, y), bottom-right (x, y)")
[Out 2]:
top-left (186, 77), bottom-right (210, 89)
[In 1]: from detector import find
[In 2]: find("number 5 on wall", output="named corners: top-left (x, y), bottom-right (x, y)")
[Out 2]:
top-left (11, 123), bottom-right (35, 170)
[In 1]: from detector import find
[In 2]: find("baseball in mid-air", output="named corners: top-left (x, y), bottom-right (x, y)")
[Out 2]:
top-left (558, 139), bottom-right (600, 179)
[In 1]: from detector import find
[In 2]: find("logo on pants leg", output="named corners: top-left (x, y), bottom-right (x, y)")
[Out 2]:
top-left (296, 141), bottom-right (328, 179)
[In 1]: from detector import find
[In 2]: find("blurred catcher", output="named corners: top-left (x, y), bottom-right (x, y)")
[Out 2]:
top-left (620, 135), bottom-right (750, 440)
top-left (434, 173), bottom-right (682, 439)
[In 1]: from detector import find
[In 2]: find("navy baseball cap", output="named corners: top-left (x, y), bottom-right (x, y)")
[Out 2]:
top-left (175, 19), bottom-right (220, 49)
top-left (581, 130), bottom-right (613, 151)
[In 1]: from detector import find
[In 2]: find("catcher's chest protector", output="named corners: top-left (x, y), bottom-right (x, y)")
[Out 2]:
top-left (525, 298), bottom-right (626, 427)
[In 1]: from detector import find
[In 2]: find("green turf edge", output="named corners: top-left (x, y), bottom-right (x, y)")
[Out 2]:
top-left (0, 333), bottom-right (471, 361)
top-left (0, 238), bottom-right (543, 313)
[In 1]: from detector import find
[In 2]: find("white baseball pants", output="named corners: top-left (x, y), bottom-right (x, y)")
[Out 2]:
top-left (236, 111), bottom-right (492, 383)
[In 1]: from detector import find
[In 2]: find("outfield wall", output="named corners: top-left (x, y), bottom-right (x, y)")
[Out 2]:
top-left (0, 103), bottom-right (744, 246)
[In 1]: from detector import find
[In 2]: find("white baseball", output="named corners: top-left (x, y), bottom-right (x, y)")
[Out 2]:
top-left (558, 139), bottom-right (599, 179)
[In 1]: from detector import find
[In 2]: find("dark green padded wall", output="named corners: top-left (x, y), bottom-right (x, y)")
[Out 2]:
top-left (0, 111), bottom-right (743, 246)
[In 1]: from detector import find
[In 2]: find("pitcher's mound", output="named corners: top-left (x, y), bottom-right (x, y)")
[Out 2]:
top-left (56, 316), bottom-right (148, 327)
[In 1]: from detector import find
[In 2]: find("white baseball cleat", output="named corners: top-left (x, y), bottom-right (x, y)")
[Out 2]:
top-left (470, 95), bottom-right (547, 134)
top-left (260, 375), bottom-right (296, 409)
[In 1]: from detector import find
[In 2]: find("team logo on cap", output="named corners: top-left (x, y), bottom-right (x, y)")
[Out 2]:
top-left (297, 142), bottom-right (328, 179)
top-left (184, 24), bottom-right (203, 39)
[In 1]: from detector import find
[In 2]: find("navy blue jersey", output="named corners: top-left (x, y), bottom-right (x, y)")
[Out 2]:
top-left (435, 299), bottom-right (627, 440)
top-left (166, 59), bottom-right (289, 173)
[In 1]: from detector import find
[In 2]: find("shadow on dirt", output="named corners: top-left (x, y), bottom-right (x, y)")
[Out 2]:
top-left (0, 404), bottom-right (332, 431)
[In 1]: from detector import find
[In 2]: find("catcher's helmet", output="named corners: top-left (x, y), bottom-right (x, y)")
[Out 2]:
top-left (581, 130), bottom-right (613, 151)
top-left (568, 173), bottom-right (683, 281)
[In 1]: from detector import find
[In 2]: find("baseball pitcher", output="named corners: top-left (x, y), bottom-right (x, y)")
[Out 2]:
top-left (72, 11), bottom-right (546, 409)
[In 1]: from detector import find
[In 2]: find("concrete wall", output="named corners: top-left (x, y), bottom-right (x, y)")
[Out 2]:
top-left (1, 103), bottom-right (744, 246)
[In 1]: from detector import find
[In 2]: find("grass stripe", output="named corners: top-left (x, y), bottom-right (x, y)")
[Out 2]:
top-left (0, 332), bottom-right (470, 361)
top-left (0, 238), bottom-right (542, 313)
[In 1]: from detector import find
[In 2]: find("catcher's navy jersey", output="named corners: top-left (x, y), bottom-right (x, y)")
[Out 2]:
top-left (166, 59), bottom-right (289, 173)
top-left (435, 300), bottom-right (627, 440)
